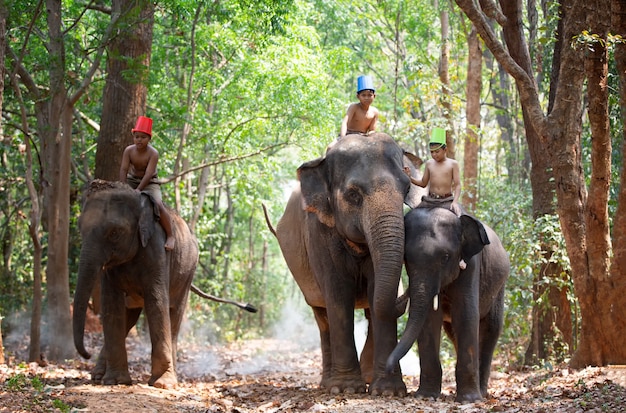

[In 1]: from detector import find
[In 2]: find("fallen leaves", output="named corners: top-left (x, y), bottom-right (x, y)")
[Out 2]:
top-left (1, 334), bottom-right (626, 412)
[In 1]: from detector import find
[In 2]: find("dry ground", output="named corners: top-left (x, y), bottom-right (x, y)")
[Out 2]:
top-left (1, 331), bottom-right (626, 413)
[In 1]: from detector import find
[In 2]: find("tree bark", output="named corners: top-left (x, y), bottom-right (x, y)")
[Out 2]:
top-left (438, 6), bottom-right (454, 156)
top-left (0, 0), bottom-right (6, 365)
top-left (94, 0), bottom-right (154, 182)
top-left (43, 0), bottom-right (74, 361)
top-left (463, 24), bottom-right (481, 212)
top-left (491, 0), bottom-right (574, 364)
top-left (609, 0), bottom-right (626, 363)
top-left (456, 0), bottom-right (621, 366)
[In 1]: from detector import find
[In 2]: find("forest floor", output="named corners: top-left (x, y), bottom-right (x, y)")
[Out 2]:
top-left (1, 329), bottom-right (626, 413)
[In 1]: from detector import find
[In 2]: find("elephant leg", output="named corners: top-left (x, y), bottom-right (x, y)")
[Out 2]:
top-left (325, 300), bottom-right (365, 394)
top-left (415, 306), bottom-right (444, 399)
top-left (92, 346), bottom-right (107, 383)
top-left (359, 309), bottom-right (374, 384)
top-left (169, 289), bottom-right (190, 373)
top-left (478, 287), bottom-right (505, 398)
top-left (312, 306), bottom-right (333, 388)
top-left (144, 287), bottom-right (176, 389)
top-left (449, 274), bottom-right (482, 402)
top-left (92, 307), bottom-right (142, 383)
top-left (368, 312), bottom-right (407, 396)
top-left (101, 283), bottom-right (132, 385)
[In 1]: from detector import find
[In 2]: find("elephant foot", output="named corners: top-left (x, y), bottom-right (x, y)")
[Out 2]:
top-left (455, 390), bottom-right (483, 403)
top-left (90, 356), bottom-right (107, 383)
top-left (149, 370), bottom-right (178, 389)
top-left (368, 374), bottom-right (407, 397)
top-left (414, 387), bottom-right (441, 400)
top-left (102, 371), bottom-right (132, 386)
top-left (321, 375), bottom-right (366, 394)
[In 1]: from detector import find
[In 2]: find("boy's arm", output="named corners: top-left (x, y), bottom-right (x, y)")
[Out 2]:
top-left (340, 104), bottom-right (355, 137)
top-left (367, 109), bottom-right (379, 134)
top-left (137, 149), bottom-right (159, 191)
top-left (451, 160), bottom-right (461, 202)
top-left (119, 147), bottom-right (130, 182)
top-left (403, 165), bottom-right (426, 187)
top-left (416, 162), bottom-right (430, 188)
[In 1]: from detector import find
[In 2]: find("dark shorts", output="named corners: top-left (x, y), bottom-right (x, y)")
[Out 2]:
top-left (126, 174), bottom-right (162, 202)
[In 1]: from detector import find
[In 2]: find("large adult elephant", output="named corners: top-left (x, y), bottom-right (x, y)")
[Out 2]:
top-left (72, 180), bottom-right (199, 389)
top-left (273, 133), bottom-right (423, 396)
top-left (386, 206), bottom-right (510, 402)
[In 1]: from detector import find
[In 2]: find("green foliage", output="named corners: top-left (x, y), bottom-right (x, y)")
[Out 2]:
top-left (476, 176), bottom-right (576, 367)
top-left (0, 0), bottom-right (576, 367)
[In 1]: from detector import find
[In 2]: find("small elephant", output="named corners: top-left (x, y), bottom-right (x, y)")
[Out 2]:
top-left (270, 133), bottom-right (423, 396)
top-left (386, 206), bottom-right (510, 402)
top-left (72, 180), bottom-right (198, 389)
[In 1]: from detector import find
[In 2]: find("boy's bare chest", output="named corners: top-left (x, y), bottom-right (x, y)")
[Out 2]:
top-left (130, 151), bottom-right (151, 171)
top-left (354, 106), bottom-right (375, 120)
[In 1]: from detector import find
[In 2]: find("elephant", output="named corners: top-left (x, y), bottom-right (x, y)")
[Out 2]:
top-left (268, 133), bottom-right (424, 396)
top-left (385, 206), bottom-right (510, 402)
top-left (73, 180), bottom-right (199, 389)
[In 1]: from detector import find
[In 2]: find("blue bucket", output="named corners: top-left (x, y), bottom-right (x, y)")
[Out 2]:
top-left (357, 75), bottom-right (375, 93)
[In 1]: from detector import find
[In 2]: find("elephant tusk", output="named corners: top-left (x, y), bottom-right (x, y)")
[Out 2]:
top-left (433, 294), bottom-right (439, 311)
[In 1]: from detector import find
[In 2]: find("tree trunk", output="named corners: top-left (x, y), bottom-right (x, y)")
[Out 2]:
top-left (463, 24), bottom-right (481, 212)
top-left (41, 0), bottom-right (74, 362)
top-left (438, 6), bottom-right (454, 156)
top-left (91, 0), bottom-right (154, 315)
top-left (94, 0), bottom-right (154, 182)
top-left (609, 0), bottom-right (626, 363)
top-left (566, 0), bottom-right (621, 367)
top-left (493, 0), bottom-right (574, 364)
top-left (0, 0), bottom-right (6, 365)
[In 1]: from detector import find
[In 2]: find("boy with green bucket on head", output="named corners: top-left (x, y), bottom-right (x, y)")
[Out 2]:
top-left (340, 75), bottom-right (379, 138)
top-left (119, 116), bottom-right (176, 251)
top-left (404, 127), bottom-right (465, 269)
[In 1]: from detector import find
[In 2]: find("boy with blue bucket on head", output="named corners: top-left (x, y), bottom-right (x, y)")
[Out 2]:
top-left (340, 75), bottom-right (379, 138)
top-left (404, 127), bottom-right (466, 269)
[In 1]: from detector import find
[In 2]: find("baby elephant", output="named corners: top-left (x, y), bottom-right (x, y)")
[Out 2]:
top-left (387, 206), bottom-right (510, 402)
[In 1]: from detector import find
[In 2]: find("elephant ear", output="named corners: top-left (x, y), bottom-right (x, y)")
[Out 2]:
top-left (138, 192), bottom-right (159, 248)
top-left (402, 151), bottom-right (426, 208)
top-left (460, 214), bottom-right (490, 263)
top-left (298, 157), bottom-right (335, 228)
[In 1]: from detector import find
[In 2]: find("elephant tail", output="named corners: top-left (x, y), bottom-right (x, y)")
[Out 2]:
top-left (190, 284), bottom-right (258, 313)
top-left (262, 203), bottom-right (277, 237)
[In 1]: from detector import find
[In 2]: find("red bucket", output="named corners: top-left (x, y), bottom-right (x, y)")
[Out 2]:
top-left (132, 116), bottom-right (153, 136)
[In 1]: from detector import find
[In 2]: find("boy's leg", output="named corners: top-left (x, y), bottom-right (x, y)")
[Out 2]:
top-left (159, 203), bottom-right (176, 250)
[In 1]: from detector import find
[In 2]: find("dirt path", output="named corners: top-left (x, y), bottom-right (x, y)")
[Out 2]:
top-left (1, 335), bottom-right (626, 412)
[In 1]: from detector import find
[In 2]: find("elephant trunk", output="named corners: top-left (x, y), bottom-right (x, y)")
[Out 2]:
top-left (385, 271), bottom-right (440, 373)
top-left (367, 207), bottom-right (405, 321)
top-left (73, 247), bottom-right (99, 359)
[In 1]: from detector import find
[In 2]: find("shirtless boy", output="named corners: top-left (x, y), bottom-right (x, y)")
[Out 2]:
top-left (404, 127), bottom-right (465, 268)
top-left (340, 75), bottom-right (379, 138)
top-left (119, 116), bottom-right (175, 250)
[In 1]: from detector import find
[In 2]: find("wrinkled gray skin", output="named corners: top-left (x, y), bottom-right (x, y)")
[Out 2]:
top-left (72, 181), bottom-right (198, 389)
top-left (387, 207), bottom-right (510, 402)
top-left (274, 133), bottom-right (423, 396)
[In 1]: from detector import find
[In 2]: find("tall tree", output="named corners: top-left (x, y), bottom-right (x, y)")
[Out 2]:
top-left (463, 24), bottom-right (481, 212)
top-left (0, 0), bottom-right (6, 366)
top-left (455, 0), bottom-right (621, 365)
top-left (95, 0), bottom-right (154, 182)
top-left (7, 0), bottom-right (111, 361)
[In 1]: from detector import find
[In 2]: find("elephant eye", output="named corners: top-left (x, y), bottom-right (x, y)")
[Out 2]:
top-left (108, 228), bottom-right (122, 242)
top-left (441, 253), bottom-right (450, 264)
top-left (344, 188), bottom-right (363, 207)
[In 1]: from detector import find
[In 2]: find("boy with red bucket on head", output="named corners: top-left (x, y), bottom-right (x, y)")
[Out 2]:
top-left (120, 116), bottom-right (175, 250)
